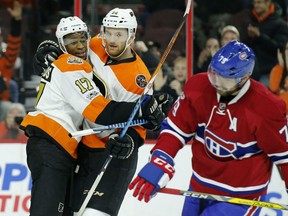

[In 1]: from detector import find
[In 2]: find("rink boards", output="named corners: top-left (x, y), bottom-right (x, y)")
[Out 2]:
top-left (0, 142), bottom-right (287, 216)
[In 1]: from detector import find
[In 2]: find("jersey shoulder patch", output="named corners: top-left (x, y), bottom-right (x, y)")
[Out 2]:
top-left (54, 54), bottom-right (92, 73)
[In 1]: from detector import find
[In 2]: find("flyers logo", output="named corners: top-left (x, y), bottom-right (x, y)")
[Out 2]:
top-left (67, 56), bottom-right (83, 64)
top-left (136, 75), bottom-right (147, 88)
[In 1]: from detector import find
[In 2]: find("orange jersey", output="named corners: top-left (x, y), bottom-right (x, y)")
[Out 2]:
top-left (20, 54), bottom-right (138, 158)
top-left (269, 64), bottom-right (288, 114)
top-left (82, 36), bottom-right (152, 148)
top-left (0, 35), bottom-right (21, 101)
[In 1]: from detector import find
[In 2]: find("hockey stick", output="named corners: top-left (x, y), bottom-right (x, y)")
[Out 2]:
top-left (159, 188), bottom-right (288, 211)
top-left (69, 119), bottom-right (148, 138)
top-left (75, 1), bottom-right (192, 215)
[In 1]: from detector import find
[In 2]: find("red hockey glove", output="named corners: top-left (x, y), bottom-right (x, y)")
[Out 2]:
top-left (128, 150), bottom-right (175, 202)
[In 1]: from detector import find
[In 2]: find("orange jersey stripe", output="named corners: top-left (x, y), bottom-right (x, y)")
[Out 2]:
top-left (21, 114), bottom-right (78, 158)
top-left (83, 95), bottom-right (111, 122)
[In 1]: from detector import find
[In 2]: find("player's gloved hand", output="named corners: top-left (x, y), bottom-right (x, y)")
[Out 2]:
top-left (139, 95), bottom-right (165, 130)
top-left (105, 133), bottom-right (135, 159)
top-left (128, 150), bottom-right (175, 202)
top-left (33, 40), bottom-right (62, 75)
top-left (154, 93), bottom-right (174, 116)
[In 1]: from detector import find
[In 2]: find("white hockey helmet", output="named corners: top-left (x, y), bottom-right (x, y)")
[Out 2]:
top-left (101, 8), bottom-right (137, 58)
top-left (102, 8), bottom-right (137, 35)
top-left (56, 16), bottom-right (89, 53)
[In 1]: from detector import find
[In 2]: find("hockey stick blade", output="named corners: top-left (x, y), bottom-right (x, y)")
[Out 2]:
top-left (159, 188), bottom-right (288, 211)
top-left (69, 119), bottom-right (148, 138)
top-left (75, 1), bottom-right (192, 215)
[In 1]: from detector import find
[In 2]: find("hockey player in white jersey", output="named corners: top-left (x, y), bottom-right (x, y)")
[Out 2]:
top-left (20, 16), bottom-right (165, 216)
top-left (72, 9), bottom-right (173, 216)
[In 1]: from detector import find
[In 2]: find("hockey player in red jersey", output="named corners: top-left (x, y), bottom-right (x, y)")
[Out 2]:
top-left (129, 40), bottom-right (288, 215)
top-left (20, 16), bottom-right (165, 216)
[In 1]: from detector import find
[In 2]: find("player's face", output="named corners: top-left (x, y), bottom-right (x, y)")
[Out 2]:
top-left (103, 28), bottom-right (129, 57)
top-left (208, 71), bottom-right (249, 96)
top-left (63, 32), bottom-right (89, 59)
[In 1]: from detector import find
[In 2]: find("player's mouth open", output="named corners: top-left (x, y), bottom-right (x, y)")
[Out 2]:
top-left (76, 52), bottom-right (86, 58)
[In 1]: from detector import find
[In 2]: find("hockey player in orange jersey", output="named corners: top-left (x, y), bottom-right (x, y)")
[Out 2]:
top-left (20, 16), bottom-right (166, 216)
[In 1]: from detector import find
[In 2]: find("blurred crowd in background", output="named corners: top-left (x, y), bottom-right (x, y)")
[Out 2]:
top-left (0, 0), bottom-right (288, 141)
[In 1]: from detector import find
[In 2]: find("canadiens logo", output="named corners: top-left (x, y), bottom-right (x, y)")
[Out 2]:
top-left (136, 75), bottom-right (147, 88)
top-left (67, 56), bottom-right (83, 64)
top-left (204, 129), bottom-right (237, 161)
top-left (239, 52), bottom-right (247, 60)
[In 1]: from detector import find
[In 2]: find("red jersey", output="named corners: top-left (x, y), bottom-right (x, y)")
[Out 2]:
top-left (153, 73), bottom-right (288, 199)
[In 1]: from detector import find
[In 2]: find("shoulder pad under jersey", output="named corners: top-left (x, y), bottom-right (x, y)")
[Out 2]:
top-left (54, 54), bottom-right (92, 73)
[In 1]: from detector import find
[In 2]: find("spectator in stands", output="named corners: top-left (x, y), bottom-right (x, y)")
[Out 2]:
top-left (170, 56), bottom-right (187, 98)
top-left (0, 100), bottom-right (12, 122)
top-left (220, 25), bottom-right (240, 46)
top-left (195, 25), bottom-right (240, 74)
top-left (154, 56), bottom-right (187, 103)
top-left (195, 37), bottom-right (220, 74)
top-left (132, 40), bottom-right (159, 74)
top-left (269, 40), bottom-right (288, 113)
top-left (146, 40), bottom-right (161, 59)
top-left (147, 56), bottom-right (186, 140)
top-left (229, 0), bottom-right (288, 87)
top-left (0, 1), bottom-right (23, 102)
top-left (0, 102), bottom-right (27, 142)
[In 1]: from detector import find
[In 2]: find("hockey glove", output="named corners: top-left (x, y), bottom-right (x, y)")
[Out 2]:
top-left (128, 150), bottom-right (175, 202)
top-left (139, 95), bottom-right (165, 130)
top-left (106, 133), bottom-right (135, 159)
top-left (33, 40), bottom-right (62, 75)
top-left (154, 93), bottom-right (174, 116)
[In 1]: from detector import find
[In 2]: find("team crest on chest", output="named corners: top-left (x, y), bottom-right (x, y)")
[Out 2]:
top-left (135, 75), bottom-right (147, 88)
